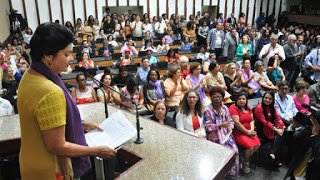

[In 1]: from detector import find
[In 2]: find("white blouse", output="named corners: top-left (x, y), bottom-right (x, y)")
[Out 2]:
top-left (176, 112), bottom-right (206, 137)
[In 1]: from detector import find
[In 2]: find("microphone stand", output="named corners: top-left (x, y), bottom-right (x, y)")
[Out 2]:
top-left (84, 70), bottom-right (144, 144)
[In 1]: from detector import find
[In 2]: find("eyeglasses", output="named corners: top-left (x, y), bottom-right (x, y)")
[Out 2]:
top-left (212, 96), bottom-right (222, 99)
top-left (78, 79), bottom-right (86, 82)
top-left (279, 87), bottom-right (289, 91)
top-left (195, 68), bottom-right (201, 70)
top-left (187, 96), bottom-right (198, 100)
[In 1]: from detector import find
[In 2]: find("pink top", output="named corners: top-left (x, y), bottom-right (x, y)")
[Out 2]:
top-left (292, 94), bottom-right (310, 114)
top-left (120, 45), bottom-right (138, 56)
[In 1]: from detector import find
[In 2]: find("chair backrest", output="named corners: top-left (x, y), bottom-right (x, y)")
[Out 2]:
top-left (112, 53), bottom-right (123, 60)
top-left (190, 58), bottom-right (202, 65)
top-left (173, 40), bottom-right (181, 45)
top-left (217, 56), bottom-right (228, 63)
top-left (191, 47), bottom-right (201, 53)
top-left (96, 38), bottom-right (104, 44)
top-left (138, 51), bottom-right (147, 57)
top-left (157, 61), bottom-right (168, 70)
top-left (126, 64), bottom-right (138, 72)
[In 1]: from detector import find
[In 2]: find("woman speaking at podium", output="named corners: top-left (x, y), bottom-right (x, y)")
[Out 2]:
top-left (17, 22), bottom-right (116, 180)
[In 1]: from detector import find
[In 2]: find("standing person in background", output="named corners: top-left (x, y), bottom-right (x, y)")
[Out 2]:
top-left (292, 35), bottom-right (307, 89)
top-left (172, 18), bottom-right (181, 41)
top-left (130, 15), bottom-right (143, 40)
top-left (155, 17), bottom-right (167, 40)
top-left (239, 13), bottom-right (246, 26)
top-left (235, 34), bottom-right (252, 70)
top-left (259, 34), bottom-right (285, 70)
top-left (207, 22), bottom-right (225, 57)
top-left (198, 21), bottom-right (209, 46)
top-left (227, 13), bottom-right (237, 27)
top-left (223, 28), bottom-right (239, 62)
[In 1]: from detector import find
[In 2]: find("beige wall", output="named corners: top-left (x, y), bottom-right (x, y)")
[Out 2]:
top-left (0, 0), bottom-right (11, 43)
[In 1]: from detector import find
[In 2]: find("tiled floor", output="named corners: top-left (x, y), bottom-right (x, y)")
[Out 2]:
top-left (238, 165), bottom-right (288, 180)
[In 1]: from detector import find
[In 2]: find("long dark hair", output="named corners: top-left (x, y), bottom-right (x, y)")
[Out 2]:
top-left (100, 72), bottom-right (114, 87)
top-left (166, 49), bottom-right (176, 58)
top-left (234, 92), bottom-right (249, 111)
top-left (261, 91), bottom-right (276, 124)
top-left (178, 89), bottom-right (203, 117)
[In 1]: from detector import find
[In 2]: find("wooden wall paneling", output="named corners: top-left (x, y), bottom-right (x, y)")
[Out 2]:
top-left (175, 0), bottom-right (178, 14)
top-left (95, 0), bottom-right (98, 18)
top-left (278, 0), bottom-right (283, 18)
top-left (137, 0), bottom-right (139, 7)
top-left (35, 0), bottom-right (40, 25)
top-left (217, 0), bottom-right (220, 16)
top-left (83, 0), bottom-right (87, 20)
top-left (272, 0), bottom-right (276, 14)
top-left (266, 0), bottom-right (270, 16)
top-left (184, 0), bottom-right (187, 18)
top-left (193, 0), bottom-right (196, 16)
top-left (252, 0), bottom-right (257, 25)
top-left (202, 0), bottom-right (204, 6)
top-left (72, 0), bottom-right (76, 25)
top-left (232, 0), bottom-right (235, 13)
top-left (60, 0), bottom-right (64, 24)
top-left (224, 0), bottom-right (228, 19)
top-left (106, 0), bottom-right (108, 7)
top-left (246, 0), bottom-right (249, 23)
top-left (127, 0), bottom-right (129, 6)
top-left (157, 0), bottom-right (160, 17)
top-left (259, 0), bottom-right (263, 16)
top-left (167, 0), bottom-right (170, 17)
top-left (117, 0), bottom-right (119, 6)
top-left (239, 0), bottom-right (242, 18)
top-left (210, 0), bottom-right (212, 6)
top-left (22, 0), bottom-right (28, 24)
top-left (147, 0), bottom-right (150, 15)
top-left (9, 0), bottom-right (12, 10)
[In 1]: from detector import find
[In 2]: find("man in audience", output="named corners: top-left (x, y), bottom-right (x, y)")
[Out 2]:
top-left (223, 28), bottom-right (239, 61)
top-left (131, 15), bottom-right (143, 40)
top-left (259, 34), bottom-right (285, 70)
top-left (226, 13), bottom-right (237, 27)
top-left (136, 57), bottom-right (150, 85)
top-left (200, 12), bottom-right (210, 27)
top-left (87, 35), bottom-right (96, 49)
top-left (242, 24), bottom-right (252, 36)
top-left (98, 43), bottom-right (114, 57)
top-left (307, 75), bottom-right (320, 109)
top-left (291, 35), bottom-right (307, 89)
top-left (155, 17), bottom-right (167, 40)
top-left (281, 34), bottom-right (302, 89)
top-left (0, 94), bottom-right (15, 116)
top-left (275, 81), bottom-right (298, 126)
top-left (305, 47), bottom-right (320, 83)
top-left (196, 45), bottom-right (210, 61)
top-left (249, 31), bottom-right (259, 65)
top-left (207, 22), bottom-right (225, 57)
top-left (146, 49), bottom-right (159, 64)
top-left (82, 40), bottom-right (94, 58)
top-left (256, 12), bottom-right (266, 30)
top-left (113, 66), bottom-right (134, 86)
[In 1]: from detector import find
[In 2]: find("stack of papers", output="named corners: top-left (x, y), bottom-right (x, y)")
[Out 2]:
top-left (85, 111), bottom-right (137, 149)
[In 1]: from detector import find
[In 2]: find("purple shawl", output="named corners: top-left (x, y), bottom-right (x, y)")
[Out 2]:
top-left (31, 61), bottom-right (91, 178)
top-left (190, 73), bottom-right (207, 101)
top-left (242, 68), bottom-right (259, 93)
top-left (148, 80), bottom-right (163, 99)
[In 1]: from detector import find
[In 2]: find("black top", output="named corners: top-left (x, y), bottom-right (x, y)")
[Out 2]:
top-left (150, 115), bottom-right (176, 128)
top-left (224, 75), bottom-right (237, 94)
top-left (112, 73), bottom-right (134, 86)
top-left (143, 81), bottom-right (166, 104)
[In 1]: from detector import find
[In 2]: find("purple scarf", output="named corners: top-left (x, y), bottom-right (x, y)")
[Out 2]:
top-left (242, 68), bottom-right (259, 93)
top-left (148, 80), bottom-right (163, 99)
top-left (190, 73), bottom-right (207, 101)
top-left (31, 61), bottom-right (91, 178)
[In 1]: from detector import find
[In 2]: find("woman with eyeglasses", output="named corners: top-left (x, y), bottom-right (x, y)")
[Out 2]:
top-left (254, 91), bottom-right (285, 167)
top-left (71, 72), bottom-right (97, 104)
top-left (229, 92), bottom-right (260, 174)
top-left (185, 62), bottom-right (210, 106)
top-left (176, 89), bottom-right (206, 138)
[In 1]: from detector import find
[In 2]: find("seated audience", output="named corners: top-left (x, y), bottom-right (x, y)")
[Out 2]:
top-left (165, 49), bottom-right (180, 64)
top-left (143, 69), bottom-right (166, 112)
top-left (95, 29), bottom-right (108, 41)
top-left (140, 40), bottom-right (157, 52)
top-left (229, 92), bottom-right (261, 174)
top-left (164, 30), bottom-right (174, 44)
top-left (146, 49), bottom-right (159, 64)
top-left (86, 35), bottom-right (96, 49)
top-left (180, 36), bottom-right (194, 51)
top-left (16, 56), bottom-right (29, 74)
top-left (4, 45), bottom-right (23, 80)
top-left (206, 62), bottom-right (227, 90)
top-left (107, 35), bottom-right (119, 47)
top-left (116, 50), bottom-right (133, 67)
top-left (202, 53), bottom-right (216, 74)
top-left (120, 77), bottom-right (148, 115)
top-left (196, 45), bottom-right (210, 62)
top-left (97, 72), bottom-right (121, 107)
top-left (120, 39), bottom-right (138, 56)
top-left (197, 21), bottom-right (209, 46)
top-left (267, 54), bottom-right (285, 85)
top-left (157, 37), bottom-right (170, 53)
top-left (23, 27), bottom-right (33, 49)
top-left (71, 73), bottom-right (97, 104)
top-left (204, 86), bottom-right (239, 178)
top-left (307, 75), bottom-right (320, 109)
top-left (164, 66), bottom-right (189, 111)
top-left (241, 55), bottom-right (261, 98)
top-left (0, 95), bottom-right (15, 116)
top-left (186, 62), bottom-right (210, 106)
top-left (142, 30), bottom-right (154, 46)
top-left (74, 32), bottom-right (82, 44)
top-left (81, 20), bottom-right (94, 41)
top-left (2, 66), bottom-right (18, 113)
top-left (98, 43), bottom-right (114, 57)
top-left (81, 40), bottom-right (94, 58)
top-left (176, 89), bottom-right (206, 138)
top-left (223, 63), bottom-right (244, 99)
top-left (78, 52), bottom-right (94, 69)
top-left (274, 81), bottom-right (298, 126)
top-left (12, 38), bottom-right (30, 63)
top-left (254, 61), bottom-right (278, 91)
top-left (136, 57), bottom-right (150, 85)
top-left (292, 80), bottom-right (310, 113)
top-left (179, 55), bottom-right (190, 78)
top-left (149, 101), bottom-right (175, 128)
top-left (254, 91), bottom-right (285, 167)
top-left (183, 22), bottom-right (196, 42)
top-left (112, 66), bottom-right (134, 85)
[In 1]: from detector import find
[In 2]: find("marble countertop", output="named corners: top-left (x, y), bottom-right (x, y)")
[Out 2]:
top-left (0, 102), bottom-right (236, 180)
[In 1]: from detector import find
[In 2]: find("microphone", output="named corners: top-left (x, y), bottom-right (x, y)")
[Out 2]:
top-left (76, 65), bottom-right (144, 144)
top-left (301, 103), bottom-right (320, 120)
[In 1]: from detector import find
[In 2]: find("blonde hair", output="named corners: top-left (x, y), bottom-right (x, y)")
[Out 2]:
top-left (223, 63), bottom-right (236, 74)
top-left (241, 34), bottom-right (250, 43)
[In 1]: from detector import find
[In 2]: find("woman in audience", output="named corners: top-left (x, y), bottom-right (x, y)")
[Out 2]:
top-left (142, 31), bottom-right (154, 46)
top-left (239, 13), bottom-right (246, 26)
top-left (12, 38), bottom-right (30, 63)
top-left (254, 61), bottom-right (278, 91)
top-left (23, 27), bottom-right (33, 49)
top-left (236, 34), bottom-right (252, 69)
top-left (176, 89), bottom-right (206, 138)
top-left (16, 56), bottom-right (29, 74)
top-left (204, 86), bottom-right (239, 178)
top-left (87, 15), bottom-right (95, 26)
top-left (103, 15), bottom-right (115, 35)
top-left (65, 21), bottom-right (75, 33)
top-left (241, 55), bottom-right (261, 98)
top-left (205, 62), bottom-right (227, 90)
top-left (113, 19), bottom-right (121, 38)
top-left (71, 72), bottom-right (97, 104)
top-left (198, 21), bottom-right (209, 46)
top-left (164, 30), bottom-right (174, 44)
top-left (149, 101), bottom-right (175, 128)
top-left (123, 20), bottom-right (132, 39)
top-left (172, 18), bottom-right (181, 41)
top-left (157, 37), bottom-right (170, 53)
top-left (292, 80), bottom-right (310, 113)
top-left (223, 63), bottom-right (243, 98)
top-left (257, 30), bottom-right (270, 53)
top-left (75, 18), bottom-right (83, 35)
top-left (143, 68), bottom-right (166, 112)
top-left (183, 22), bottom-right (196, 42)
top-left (179, 55), bottom-right (190, 78)
top-left (74, 31), bottom-right (82, 44)
top-left (2, 66), bottom-right (18, 113)
top-left (196, 45), bottom-right (210, 62)
top-left (95, 29), bottom-right (108, 41)
top-left (140, 40), bottom-right (157, 52)
top-left (203, 53), bottom-right (216, 74)
top-left (185, 62), bottom-right (210, 106)
top-left (78, 52), bottom-right (94, 69)
top-left (81, 20), bottom-right (94, 41)
top-left (180, 36), bottom-right (194, 51)
top-left (107, 35), bottom-right (119, 47)
top-left (164, 66), bottom-right (189, 111)
top-left (120, 77), bottom-right (148, 115)
top-left (229, 92), bottom-right (261, 174)
top-left (120, 39), bottom-right (138, 56)
top-left (267, 54), bottom-right (285, 85)
top-left (165, 49), bottom-right (180, 64)
top-left (254, 91), bottom-right (285, 166)
top-left (97, 73), bottom-right (121, 107)
top-left (92, 19), bottom-right (101, 39)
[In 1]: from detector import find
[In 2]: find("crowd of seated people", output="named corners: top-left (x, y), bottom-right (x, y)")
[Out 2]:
top-left (2, 8), bottom-right (320, 180)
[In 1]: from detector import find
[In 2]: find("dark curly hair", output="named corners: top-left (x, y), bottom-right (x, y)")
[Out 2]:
top-left (178, 89), bottom-right (203, 117)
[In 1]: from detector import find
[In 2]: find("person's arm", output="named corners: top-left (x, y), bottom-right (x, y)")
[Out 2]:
top-left (204, 110), bottom-right (225, 132)
top-left (71, 90), bottom-right (77, 103)
top-left (279, 67), bottom-right (286, 81)
top-left (223, 38), bottom-right (230, 57)
top-left (88, 60), bottom-right (95, 68)
top-left (138, 87), bottom-right (144, 106)
top-left (232, 114), bottom-right (250, 135)
top-left (119, 88), bottom-right (133, 109)
top-left (91, 87), bottom-right (98, 102)
top-left (241, 70), bottom-right (254, 85)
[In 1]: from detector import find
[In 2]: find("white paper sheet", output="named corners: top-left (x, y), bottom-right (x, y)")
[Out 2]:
top-left (85, 111), bottom-right (137, 149)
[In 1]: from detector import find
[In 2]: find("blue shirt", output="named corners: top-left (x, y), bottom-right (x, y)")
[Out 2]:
top-left (149, 56), bottom-right (159, 64)
top-left (136, 67), bottom-right (150, 85)
top-left (274, 93), bottom-right (298, 124)
top-left (305, 49), bottom-right (320, 81)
